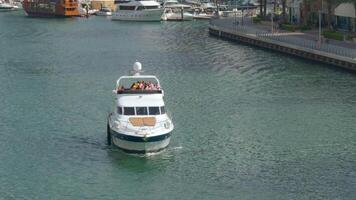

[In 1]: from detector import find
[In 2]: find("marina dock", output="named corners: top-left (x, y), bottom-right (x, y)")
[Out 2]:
top-left (209, 17), bottom-right (356, 71)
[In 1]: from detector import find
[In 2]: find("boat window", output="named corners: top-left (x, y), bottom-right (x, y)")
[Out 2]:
top-left (136, 6), bottom-right (144, 10)
top-left (136, 107), bottom-right (148, 115)
top-left (160, 106), bottom-right (166, 114)
top-left (144, 6), bottom-right (159, 9)
top-left (119, 5), bottom-right (136, 10)
top-left (117, 106), bottom-right (123, 115)
top-left (149, 107), bottom-right (160, 115)
top-left (123, 107), bottom-right (135, 115)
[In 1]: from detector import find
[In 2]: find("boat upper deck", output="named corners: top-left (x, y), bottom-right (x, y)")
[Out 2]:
top-left (116, 75), bottom-right (162, 94)
top-left (117, 89), bottom-right (162, 94)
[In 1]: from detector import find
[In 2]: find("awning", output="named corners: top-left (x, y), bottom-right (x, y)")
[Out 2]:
top-left (334, 3), bottom-right (355, 18)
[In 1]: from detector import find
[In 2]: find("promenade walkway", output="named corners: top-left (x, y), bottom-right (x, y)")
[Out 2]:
top-left (210, 17), bottom-right (356, 59)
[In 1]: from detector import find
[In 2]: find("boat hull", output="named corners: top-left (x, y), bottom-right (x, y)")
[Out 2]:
top-left (109, 128), bottom-right (171, 153)
top-left (112, 9), bottom-right (163, 22)
top-left (0, 5), bottom-right (14, 11)
top-left (96, 12), bottom-right (112, 16)
top-left (193, 13), bottom-right (213, 20)
top-left (162, 12), bottom-right (193, 21)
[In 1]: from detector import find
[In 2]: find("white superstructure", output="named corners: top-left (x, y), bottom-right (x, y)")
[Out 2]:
top-left (161, 0), bottom-right (193, 21)
top-left (107, 62), bottom-right (174, 153)
top-left (112, 0), bottom-right (163, 21)
top-left (0, 1), bottom-right (14, 11)
top-left (96, 6), bottom-right (112, 16)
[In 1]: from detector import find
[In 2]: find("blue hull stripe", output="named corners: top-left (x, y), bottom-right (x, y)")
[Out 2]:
top-left (110, 128), bottom-right (171, 142)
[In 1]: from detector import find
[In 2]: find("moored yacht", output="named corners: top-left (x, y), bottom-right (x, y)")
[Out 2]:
top-left (112, 0), bottom-right (163, 21)
top-left (96, 6), bottom-right (112, 16)
top-left (107, 62), bottom-right (174, 153)
top-left (161, 0), bottom-right (193, 21)
top-left (0, 1), bottom-right (14, 11)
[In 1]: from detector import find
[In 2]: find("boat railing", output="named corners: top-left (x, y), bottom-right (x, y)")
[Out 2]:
top-left (116, 89), bottom-right (162, 94)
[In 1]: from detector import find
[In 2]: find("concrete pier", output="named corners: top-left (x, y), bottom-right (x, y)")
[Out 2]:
top-left (209, 18), bottom-right (356, 71)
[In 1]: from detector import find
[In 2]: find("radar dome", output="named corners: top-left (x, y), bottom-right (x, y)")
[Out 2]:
top-left (133, 62), bottom-right (142, 72)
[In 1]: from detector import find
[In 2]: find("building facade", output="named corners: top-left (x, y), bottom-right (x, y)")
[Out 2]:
top-left (334, 3), bottom-right (355, 32)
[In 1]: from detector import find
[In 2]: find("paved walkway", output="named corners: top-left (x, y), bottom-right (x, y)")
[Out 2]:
top-left (211, 17), bottom-right (356, 58)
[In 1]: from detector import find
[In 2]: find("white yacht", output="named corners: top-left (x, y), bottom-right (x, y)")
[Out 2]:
top-left (161, 0), bottom-right (193, 21)
top-left (107, 62), bottom-right (174, 153)
top-left (112, 0), bottom-right (163, 22)
top-left (96, 6), bottom-right (112, 16)
top-left (193, 12), bottom-right (214, 19)
top-left (0, 1), bottom-right (14, 11)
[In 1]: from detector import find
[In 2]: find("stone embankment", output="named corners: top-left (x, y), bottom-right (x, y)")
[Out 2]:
top-left (209, 18), bottom-right (356, 71)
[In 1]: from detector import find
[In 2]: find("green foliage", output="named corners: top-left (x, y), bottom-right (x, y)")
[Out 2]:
top-left (299, 25), bottom-right (311, 31)
top-left (280, 24), bottom-right (299, 32)
top-left (322, 30), bottom-right (344, 40)
top-left (253, 16), bottom-right (262, 24)
top-left (279, 23), bottom-right (311, 32)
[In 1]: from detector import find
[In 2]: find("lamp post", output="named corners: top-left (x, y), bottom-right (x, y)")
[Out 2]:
top-left (242, 8), bottom-right (244, 26)
top-left (235, 0), bottom-right (237, 31)
top-left (271, 9), bottom-right (274, 33)
top-left (318, 0), bottom-right (323, 47)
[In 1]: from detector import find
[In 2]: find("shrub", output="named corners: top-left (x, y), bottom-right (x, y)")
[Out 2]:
top-left (322, 31), bottom-right (344, 41)
top-left (299, 25), bottom-right (311, 31)
top-left (280, 24), bottom-right (299, 32)
top-left (253, 16), bottom-right (262, 24)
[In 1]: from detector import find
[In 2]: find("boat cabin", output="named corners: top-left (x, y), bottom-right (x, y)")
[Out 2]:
top-left (117, 105), bottom-right (166, 116)
top-left (99, 7), bottom-right (111, 12)
top-left (116, 1), bottom-right (160, 11)
top-left (115, 75), bottom-right (166, 116)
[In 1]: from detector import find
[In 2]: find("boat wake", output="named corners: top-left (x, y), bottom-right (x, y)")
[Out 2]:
top-left (122, 145), bottom-right (183, 158)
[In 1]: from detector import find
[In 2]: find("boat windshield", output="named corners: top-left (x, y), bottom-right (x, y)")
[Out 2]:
top-left (137, 5), bottom-right (159, 10)
top-left (118, 5), bottom-right (136, 10)
top-left (118, 106), bottom-right (166, 115)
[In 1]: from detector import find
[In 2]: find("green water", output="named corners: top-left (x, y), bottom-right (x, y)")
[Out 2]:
top-left (1, 12), bottom-right (356, 200)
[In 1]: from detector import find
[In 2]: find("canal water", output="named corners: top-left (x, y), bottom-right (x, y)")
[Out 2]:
top-left (1, 12), bottom-right (356, 200)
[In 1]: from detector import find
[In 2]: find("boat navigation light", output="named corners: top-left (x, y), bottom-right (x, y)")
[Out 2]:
top-left (132, 61), bottom-right (142, 76)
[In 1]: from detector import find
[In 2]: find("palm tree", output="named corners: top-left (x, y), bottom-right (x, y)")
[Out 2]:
top-left (324, 0), bottom-right (337, 29)
top-left (301, 0), bottom-right (310, 25)
top-left (281, 0), bottom-right (287, 22)
top-left (263, 0), bottom-right (267, 16)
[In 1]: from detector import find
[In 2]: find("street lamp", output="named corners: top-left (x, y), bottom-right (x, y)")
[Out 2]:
top-left (271, 9), bottom-right (274, 33)
top-left (318, 0), bottom-right (324, 47)
top-left (235, 0), bottom-right (237, 31)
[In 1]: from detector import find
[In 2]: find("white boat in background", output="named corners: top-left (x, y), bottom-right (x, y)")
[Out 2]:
top-left (161, 0), bottom-right (193, 21)
top-left (162, 8), bottom-right (193, 21)
top-left (183, 0), bottom-right (200, 6)
top-left (200, 2), bottom-right (216, 10)
top-left (107, 62), bottom-right (174, 153)
top-left (96, 6), bottom-right (112, 16)
top-left (112, 0), bottom-right (163, 22)
top-left (163, 0), bottom-right (189, 8)
top-left (193, 12), bottom-right (214, 19)
top-left (0, 1), bottom-right (15, 11)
